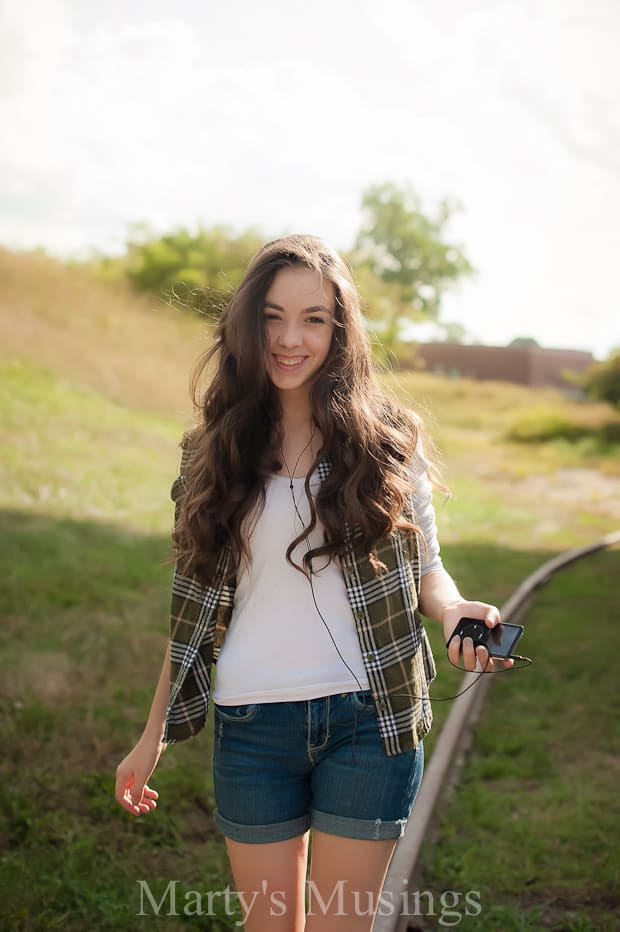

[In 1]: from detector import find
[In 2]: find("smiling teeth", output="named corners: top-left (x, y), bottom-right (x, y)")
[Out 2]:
top-left (277, 356), bottom-right (305, 366)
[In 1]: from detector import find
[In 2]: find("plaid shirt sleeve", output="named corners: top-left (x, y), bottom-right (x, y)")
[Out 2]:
top-left (163, 434), bottom-right (235, 744)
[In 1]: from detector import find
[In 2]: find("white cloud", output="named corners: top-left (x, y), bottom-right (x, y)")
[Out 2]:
top-left (0, 0), bottom-right (618, 356)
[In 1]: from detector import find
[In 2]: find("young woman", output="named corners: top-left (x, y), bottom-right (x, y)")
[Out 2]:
top-left (115, 234), bottom-right (509, 932)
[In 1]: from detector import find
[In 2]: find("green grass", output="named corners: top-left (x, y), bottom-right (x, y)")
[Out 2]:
top-left (1, 329), bottom-right (619, 928)
top-left (0, 357), bottom-right (182, 530)
top-left (417, 549), bottom-right (620, 930)
top-left (382, 369), bottom-right (620, 481)
top-left (0, 524), bottom-right (236, 929)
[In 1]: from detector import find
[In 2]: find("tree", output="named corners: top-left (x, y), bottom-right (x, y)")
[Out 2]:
top-left (352, 182), bottom-right (475, 345)
top-left (509, 336), bottom-right (540, 347)
top-left (106, 223), bottom-right (264, 315)
top-left (438, 321), bottom-right (468, 344)
top-left (582, 350), bottom-right (620, 408)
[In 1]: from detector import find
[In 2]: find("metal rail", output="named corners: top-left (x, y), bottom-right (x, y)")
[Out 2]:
top-left (374, 530), bottom-right (620, 932)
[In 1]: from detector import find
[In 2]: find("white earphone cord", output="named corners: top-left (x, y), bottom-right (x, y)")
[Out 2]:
top-left (281, 430), bottom-right (528, 704)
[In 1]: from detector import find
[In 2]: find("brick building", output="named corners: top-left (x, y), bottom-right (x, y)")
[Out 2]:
top-left (412, 343), bottom-right (594, 393)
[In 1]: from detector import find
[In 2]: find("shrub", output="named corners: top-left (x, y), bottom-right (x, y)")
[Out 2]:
top-left (600, 419), bottom-right (620, 444)
top-left (582, 351), bottom-right (620, 408)
top-left (504, 405), bottom-right (620, 448)
top-left (504, 408), bottom-right (591, 444)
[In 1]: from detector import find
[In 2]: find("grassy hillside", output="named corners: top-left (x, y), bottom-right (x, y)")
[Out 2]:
top-left (0, 249), bottom-right (618, 930)
top-left (0, 246), bottom-right (207, 420)
top-left (2, 246), bottom-right (618, 544)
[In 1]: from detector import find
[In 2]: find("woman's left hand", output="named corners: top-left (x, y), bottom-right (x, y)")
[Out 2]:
top-left (441, 600), bottom-right (514, 673)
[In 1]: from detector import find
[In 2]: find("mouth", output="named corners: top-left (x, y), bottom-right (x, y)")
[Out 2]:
top-left (272, 354), bottom-right (308, 372)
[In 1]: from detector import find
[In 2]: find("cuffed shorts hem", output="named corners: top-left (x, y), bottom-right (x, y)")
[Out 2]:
top-left (213, 808), bottom-right (311, 844)
top-left (311, 808), bottom-right (408, 841)
top-left (212, 807), bottom-right (409, 844)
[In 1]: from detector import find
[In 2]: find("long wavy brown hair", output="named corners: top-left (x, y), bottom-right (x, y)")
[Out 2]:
top-left (172, 233), bottom-right (437, 584)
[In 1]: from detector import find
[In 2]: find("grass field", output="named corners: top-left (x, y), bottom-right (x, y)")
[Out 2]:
top-left (417, 549), bottom-right (620, 931)
top-left (0, 251), bottom-right (618, 930)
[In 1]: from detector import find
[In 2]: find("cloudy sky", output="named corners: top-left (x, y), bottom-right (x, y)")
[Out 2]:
top-left (1, 0), bottom-right (618, 357)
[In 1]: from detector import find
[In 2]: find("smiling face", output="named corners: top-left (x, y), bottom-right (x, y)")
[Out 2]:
top-left (263, 265), bottom-right (336, 398)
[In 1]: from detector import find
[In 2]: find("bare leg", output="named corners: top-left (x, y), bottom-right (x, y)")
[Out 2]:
top-left (224, 831), bottom-right (310, 932)
top-left (305, 830), bottom-right (398, 931)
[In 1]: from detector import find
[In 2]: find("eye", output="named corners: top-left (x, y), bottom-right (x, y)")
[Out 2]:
top-left (263, 313), bottom-right (280, 321)
top-left (307, 316), bottom-right (326, 324)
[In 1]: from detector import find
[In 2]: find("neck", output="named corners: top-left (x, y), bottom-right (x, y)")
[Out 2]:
top-left (277, 390), bottom-right (314, 433)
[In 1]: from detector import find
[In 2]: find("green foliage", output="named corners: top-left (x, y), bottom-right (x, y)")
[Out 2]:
top-left (438, 320), bottom-right (469, 343)
top-left (108, 223), bottom-right (264, 315)
top-left (504, 404), bottom-right (620, 448)
top-left (599, 418), bottom-right (620, 443)
top-left (85, 181), bottom-right (476, 347)
top-left (353, 181), bottom-right (475, 343)
top-left (581, 349), bottom-right (620, 408)
top-left (347, 259), bottom-right (407, 324)
top-left (505, 407), bottom-right (592, 443)
top-left (508, 336), bottom-right (540, 347)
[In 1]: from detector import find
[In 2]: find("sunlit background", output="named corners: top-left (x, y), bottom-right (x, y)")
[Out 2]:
top-left (2, 4), bottom-right (620, 928)
top-left (1, 0), bottom-right (618, 357)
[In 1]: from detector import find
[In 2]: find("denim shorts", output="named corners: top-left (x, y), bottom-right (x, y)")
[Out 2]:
top-left (212, 689), bottom-right (424, 844)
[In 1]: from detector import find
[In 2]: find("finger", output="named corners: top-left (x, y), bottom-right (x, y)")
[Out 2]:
top-left (120, 786), bottom-right (142, 816)
top-left (115, 771), bottom-right (139, 813)
top-left (119, 800), bottom-right (141, 816)
top-left (484, 608), bottom-right (501, 628)
top-left (503, 657), bottom-right (515, 668)
top-left (475, 645), bottom-right (492, 671)
top-left (131, 784), bottom-right (157, 814)
top-left (447, 634), bottom-right (462, 666)
top-left (142, 785), bottom-right (159, 799)
top-left (462, 636), bottom-right (477, 671)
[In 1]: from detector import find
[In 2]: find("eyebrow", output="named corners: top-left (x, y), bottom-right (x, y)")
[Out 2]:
top-left (263, 301), bottom-right (333, 315)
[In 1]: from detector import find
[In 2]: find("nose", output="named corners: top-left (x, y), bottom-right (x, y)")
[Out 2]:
top-left (277, 320), bottom-right (303, 348)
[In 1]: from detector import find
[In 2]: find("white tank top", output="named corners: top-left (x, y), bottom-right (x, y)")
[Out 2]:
top-left (212, 450), bottom-right (442, 705)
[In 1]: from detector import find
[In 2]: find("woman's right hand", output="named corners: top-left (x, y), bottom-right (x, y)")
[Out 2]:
top-left (115, 736), bottom-right (166, 816)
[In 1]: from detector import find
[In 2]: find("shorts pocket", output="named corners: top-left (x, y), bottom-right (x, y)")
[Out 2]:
top-left (214, 703), bottom-right (259, 723)
top-left (350, 690), bottom-right (375, 713)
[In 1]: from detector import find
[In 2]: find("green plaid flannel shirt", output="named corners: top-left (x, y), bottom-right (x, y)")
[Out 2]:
top-left (163, 436), bottom-right (437, 756)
